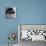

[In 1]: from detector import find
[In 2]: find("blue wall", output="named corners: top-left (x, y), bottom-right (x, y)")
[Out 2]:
top-left (0, 0), bottom-right (46, 44)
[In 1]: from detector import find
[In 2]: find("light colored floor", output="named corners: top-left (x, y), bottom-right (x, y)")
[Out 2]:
top-left (0, 40), bottom-right (46, 46)
top-left (19, 39), bottom-right (46, 46)
top-left (0, 44), bottom-right (18, 46)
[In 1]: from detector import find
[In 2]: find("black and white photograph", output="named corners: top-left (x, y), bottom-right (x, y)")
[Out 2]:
top-left (5, 7), bottom-right (16, 19)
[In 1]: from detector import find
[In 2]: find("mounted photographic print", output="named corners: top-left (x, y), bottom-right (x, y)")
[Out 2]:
top-left (18, 24), bottom-right (46, 42)
top-left (5, 7), bottom-right (16, 19)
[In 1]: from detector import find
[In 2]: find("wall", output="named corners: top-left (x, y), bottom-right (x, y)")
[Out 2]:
top-left (0, 0), bottom-right (46, 44)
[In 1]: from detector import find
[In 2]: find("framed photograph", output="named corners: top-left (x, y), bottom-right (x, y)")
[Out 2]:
top-left (5, 7), bottom-right (16, 19)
